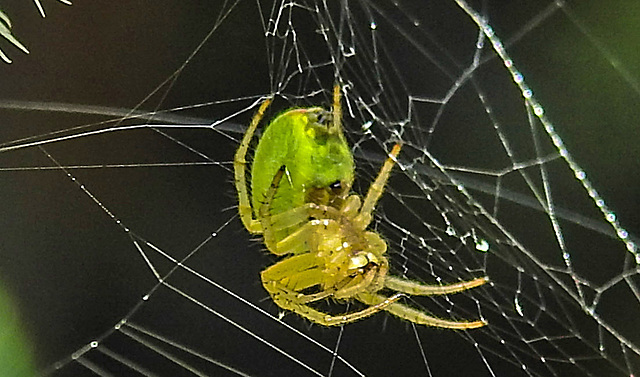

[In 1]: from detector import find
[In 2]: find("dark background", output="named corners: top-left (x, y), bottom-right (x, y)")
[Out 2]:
top-left (0, 0), bottom-right (639, 376)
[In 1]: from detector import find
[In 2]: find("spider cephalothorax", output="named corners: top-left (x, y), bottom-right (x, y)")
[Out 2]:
top-left (233, 84), bottom-right (488, 328)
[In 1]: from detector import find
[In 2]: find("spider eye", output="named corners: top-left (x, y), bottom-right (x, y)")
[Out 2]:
top-left (329, 181), bottom-right (342, 191)
top-left (315, 111), bottom-right (332, 127)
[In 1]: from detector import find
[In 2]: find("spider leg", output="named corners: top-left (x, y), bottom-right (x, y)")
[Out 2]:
top-left (357, 292), bottom-right (487, 329)
top-left (259, 165), bottom-right (341, 255)
top-left (331, 268), bottom-right (378, 299)
top-left (385, 275), bottom-right (489, 296)
top-left (261, 251), bottom-right (367, 304)
top-left (331, 84), bottom-right (342, 133)
top-left (265, 221), bottom-right (315, 256)
top-left (268, 219), bottom-right (333, 256)
top-left (330, 232), bottom-right (390, 299)
top-left (261, 252), bottom-right (328, 300)
top-left (355, 143), bottom-right (402, 230)
top-left (261, 233), bottom-right (386, 304)
top-left (295, 293), bottom-right (404, 326)
top-left (265, 203), bottom-right (340, 232)
top-left (234, 97), bottom-right (273, 234)
top-left (263, 246), bottom-right (384, 301)
top-left (265, 276), bottom-right (404, 326)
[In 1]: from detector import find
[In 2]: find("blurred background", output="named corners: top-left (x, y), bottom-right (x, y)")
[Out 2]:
top-left (0, 1), bottom-right (639, 376)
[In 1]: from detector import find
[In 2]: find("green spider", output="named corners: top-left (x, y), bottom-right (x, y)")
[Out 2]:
top-left (233, 84), bottom-right (488, 328)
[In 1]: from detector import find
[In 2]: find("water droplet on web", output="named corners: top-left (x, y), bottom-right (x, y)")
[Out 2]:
top-left (483, 25), bottom-right (494, 37)
top-left (514, 296), bottom-right (524, 316)
top-left (475, 239), bottom-right (489, 252)
top-left (513, 72), bottom-right (523, 83)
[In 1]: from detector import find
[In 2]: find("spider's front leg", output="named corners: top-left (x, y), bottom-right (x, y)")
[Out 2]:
top-left (261, 256), bottom-right (404, 326)
top-left (261, 252), bottom-right (333, 302)
top-left (260, 223), bottom-right (398, 326)
top-left (260, 216), bottom-right (370, 300)
top-left (355, 143), bottom-right (402, 230)
top-left (234, 97), bottom-right (273, 234)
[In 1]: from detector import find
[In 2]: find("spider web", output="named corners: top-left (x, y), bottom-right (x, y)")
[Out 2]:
top-left (1, 0), bottom-right (639, 376)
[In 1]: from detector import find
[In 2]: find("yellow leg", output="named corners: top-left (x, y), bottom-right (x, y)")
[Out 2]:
top-left (267, 288), bottom-right (404, 326)
top-left (385, 276), bottom-right (489, 296)
top-left (264, 203), bottom-right (340, 232)
top-left (355, 143), bottom-right (402, 229)
top-left (261, 253), bottom-right (368, 305)
top-left (261, 243), bottom-right (385, 307)
top-left (357, 292), bottom-right (487, 329)
top-left (261, 253), bottom-right (328, 300)
top-left (331, 268), bottom-right (378, 299)
top-left (234, 97), bottom-right (273, 234)
top-left (258, 164), bottom-right (342, 255)
top-left (331, 84), bottom-right (342, 133)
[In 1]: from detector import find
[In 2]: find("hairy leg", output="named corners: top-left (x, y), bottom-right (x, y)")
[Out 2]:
top-left (357, 292), bottom-right (487, 329)
top-left (234, 97), bottom-right (273, 233)
top-left (355, 143), bottom-right (402, 229)
top-left (385, 275), bottom-right (489, 296)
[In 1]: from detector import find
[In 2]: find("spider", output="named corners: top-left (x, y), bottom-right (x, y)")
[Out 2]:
top-left (233, 84), bottom-right (488, 328)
